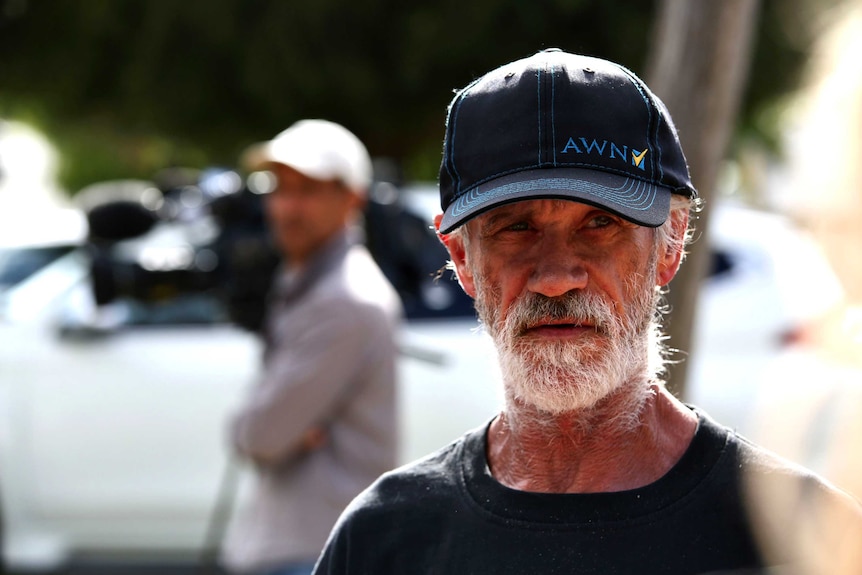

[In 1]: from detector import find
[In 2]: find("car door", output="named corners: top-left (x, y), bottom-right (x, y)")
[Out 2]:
top-left (3, 247), bottom-right (261, 557)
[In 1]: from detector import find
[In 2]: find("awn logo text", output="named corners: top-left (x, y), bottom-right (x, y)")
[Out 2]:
top-left (560, 137), bottom-right (648, 171)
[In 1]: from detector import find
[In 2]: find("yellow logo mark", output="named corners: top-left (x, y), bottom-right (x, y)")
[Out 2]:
top-left (632, 149), bottom-right (648, 167)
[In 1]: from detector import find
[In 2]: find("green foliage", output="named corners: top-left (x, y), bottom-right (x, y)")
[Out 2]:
top-left (0, 0), bottom-right (817, 194)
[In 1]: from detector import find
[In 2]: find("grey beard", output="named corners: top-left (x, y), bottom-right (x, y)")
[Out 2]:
top-left (474, 268), bottom-right (663, 426)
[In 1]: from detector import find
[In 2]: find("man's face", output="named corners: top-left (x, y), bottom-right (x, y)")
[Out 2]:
top-left (443, 199), bottom-right (682, 416)
top-left (264, 164), bottom-right (361, 265)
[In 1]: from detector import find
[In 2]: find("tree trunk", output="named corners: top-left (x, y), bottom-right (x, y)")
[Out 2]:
top-left (645, 0), bottom-right (761, 399)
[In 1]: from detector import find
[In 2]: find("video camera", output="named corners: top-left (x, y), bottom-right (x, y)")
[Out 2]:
top-left (80, 168), bottom-right (476, 332)
top-left (81, 168), bottom-right (280, 332)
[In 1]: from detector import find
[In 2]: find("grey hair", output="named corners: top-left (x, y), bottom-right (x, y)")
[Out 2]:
top-left (654, 194), bottom-right (702, 264)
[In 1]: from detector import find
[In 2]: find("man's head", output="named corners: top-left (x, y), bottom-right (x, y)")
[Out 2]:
top-left (244, 119), bottom-right (372, 265)
top-left (434, 50), bottom-right (697, 421)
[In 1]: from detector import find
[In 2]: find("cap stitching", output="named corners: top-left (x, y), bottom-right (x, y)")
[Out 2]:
top-left (458, 159), bottom-right (661, 195)
top-left (449, 177), bottom-right (659, 219)
top-left (551, 64), bottom-right (557, 166)
top-left (444, 101), bottom-right (461, 195)
top-left (536, 67), bottom-right (543, 166)
top-left (446, 78), bottom-right (483, 197)
top-left (453, 177), bottom-right (660, 214)
top-left (618, 65), bottom-right (665, 185)
top-left (654, 111), bottom-right (666, 184)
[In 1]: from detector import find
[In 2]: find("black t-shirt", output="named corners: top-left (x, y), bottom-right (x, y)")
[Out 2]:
top-left (314, 408), bottom-right (853, 575)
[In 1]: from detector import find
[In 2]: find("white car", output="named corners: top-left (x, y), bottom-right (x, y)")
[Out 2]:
top-left (0, 180), bottom-right (846, 572)
top-left (0, 182), bottom-right (502, 572)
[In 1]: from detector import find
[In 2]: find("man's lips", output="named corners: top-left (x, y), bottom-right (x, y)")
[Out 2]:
top-left (521, 320), bottom-right (598, 337)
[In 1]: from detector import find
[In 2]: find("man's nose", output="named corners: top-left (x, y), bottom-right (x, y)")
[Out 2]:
top-left (525, 237), bottom-right (589, 298)
top-left (272, 190), bottom-right (303, 212)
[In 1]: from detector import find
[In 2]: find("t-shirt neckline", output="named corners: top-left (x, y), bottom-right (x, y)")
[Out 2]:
top-left (458, 407), bottom-right (731, 526)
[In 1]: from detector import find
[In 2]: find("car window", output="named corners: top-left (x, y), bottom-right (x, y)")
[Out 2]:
top-left (0, 245), bottom-right (77, 288)
top-left (707, 248), bottom-right (735, 279)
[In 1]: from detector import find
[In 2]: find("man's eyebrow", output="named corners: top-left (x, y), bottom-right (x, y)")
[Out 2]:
top-left (479, 206), bottom-right (529, 229)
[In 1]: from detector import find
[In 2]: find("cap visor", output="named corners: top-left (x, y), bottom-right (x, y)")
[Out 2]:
top-left (439, 167), bottom-right (671, 233)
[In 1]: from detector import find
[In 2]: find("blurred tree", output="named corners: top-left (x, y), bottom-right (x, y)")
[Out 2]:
top-left (0, 0), bottom-right (658, 191)
top-left (0, 0), bottom-right (814, 194)
top-left (644, 0), bottom-right (848, 399)
top-left (645, 0), bottom-right (761, 399)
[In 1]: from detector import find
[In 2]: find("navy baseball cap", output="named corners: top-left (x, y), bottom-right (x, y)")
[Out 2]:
top-left (438, 49), bottom-right (697, 234)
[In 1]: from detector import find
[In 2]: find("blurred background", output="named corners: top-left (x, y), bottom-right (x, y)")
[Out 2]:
top-left (0, 0), bottom-right (826, 191)
top-left (2, 0), bottom-right (862, 573)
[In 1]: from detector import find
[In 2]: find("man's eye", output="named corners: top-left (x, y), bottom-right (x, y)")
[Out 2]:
top-left (505, 221), bottom-right (530, 232)
top-left (587, 215), bottom-right (614, 228)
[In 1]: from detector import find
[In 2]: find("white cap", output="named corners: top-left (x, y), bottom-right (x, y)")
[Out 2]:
top-left (243, 119), bottom-right (373, 195)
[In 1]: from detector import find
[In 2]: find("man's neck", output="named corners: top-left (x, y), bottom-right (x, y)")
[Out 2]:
top-left (486, 385), bottom-right (697, 494)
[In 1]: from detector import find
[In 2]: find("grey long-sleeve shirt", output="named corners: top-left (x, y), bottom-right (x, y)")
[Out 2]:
top-left (222, 230), bottom-right (402, 572)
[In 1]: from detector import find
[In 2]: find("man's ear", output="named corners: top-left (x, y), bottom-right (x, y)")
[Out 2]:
top-left (656, 210), bottom-right (689, 287)
top-left (434, 214), bottom-right (476, 298)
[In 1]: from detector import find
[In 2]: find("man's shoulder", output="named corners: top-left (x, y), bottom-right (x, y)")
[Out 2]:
top-left (692, 407), bottom-right (822, 479)
top-left (714, 422), bottom-right (862, 569)
top-left (315, 245), bottom-right (400, 310)
top-left (695, 407), bottom-right (862, 522)
top-left (731, 428), bottom-right (861, 506)
top-left (340, 429), bottom-right (479, 521)
top-left (298, 247), bottom-right (399, 321)
top-left (377, 438), bottom-right (465, 495)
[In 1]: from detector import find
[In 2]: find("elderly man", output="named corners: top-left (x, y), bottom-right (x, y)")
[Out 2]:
top-left (312, 51), bottom-right (862, 574)
top-left (221, 120), bottom-right (402, 575)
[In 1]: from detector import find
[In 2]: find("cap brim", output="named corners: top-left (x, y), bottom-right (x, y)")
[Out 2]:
top-left (240, 142), bottom-right (276, 172)
top-left (439, 167), bottom-right (671, 234)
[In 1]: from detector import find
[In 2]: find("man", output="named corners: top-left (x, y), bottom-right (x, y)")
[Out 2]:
top-left (313, 51), bottom-right (862, 574)
top-left (221, 119), bottom-right (402, 575)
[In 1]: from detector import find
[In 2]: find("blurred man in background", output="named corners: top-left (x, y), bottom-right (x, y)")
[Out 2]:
top-left (221, 119), bottom-right (402, 575)
top-left (312, 50), bottom-right (862, 574)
